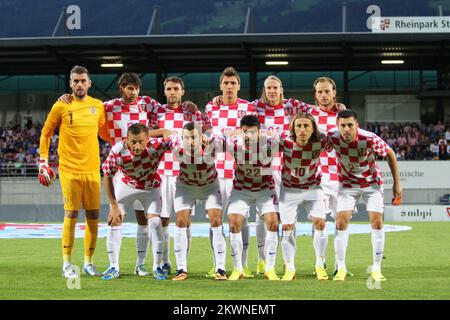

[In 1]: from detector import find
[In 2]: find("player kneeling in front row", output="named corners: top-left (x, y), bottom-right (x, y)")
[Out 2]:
top-left (101, 123), bottom-right (172, 280)
top-left (277, 113), bottom-right (330, 281)
top-left (328, 110), bottom-right (402, 281)
top-left (168, 122), bottom-right (227, 281)
top-left (225, 115), bottom-right (280, 281)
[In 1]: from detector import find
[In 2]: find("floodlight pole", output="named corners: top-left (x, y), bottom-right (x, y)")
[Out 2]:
top-left (342, 1), bottom-right (347, 32)
top-left (438, 2), bottom-right (443, 16)
top-left (147, 5), bottom-right (161, 35)
top-left (244, 5), bottom-right (254, 33)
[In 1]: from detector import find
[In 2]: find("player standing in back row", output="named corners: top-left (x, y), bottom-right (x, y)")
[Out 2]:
top-left (39, 65), bottom-right (109, 279)
top-left (148, 76), bottom-right (210, 275)
top-left (204, 67), bottom-right (258, 278)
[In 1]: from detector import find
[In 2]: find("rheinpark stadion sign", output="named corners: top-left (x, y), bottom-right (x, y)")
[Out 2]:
top-left (372, 16), bottom-right (450, 33)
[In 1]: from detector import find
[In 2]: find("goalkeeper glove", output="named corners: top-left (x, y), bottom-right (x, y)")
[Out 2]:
top-left (38, 158), bottom-right (56, 186)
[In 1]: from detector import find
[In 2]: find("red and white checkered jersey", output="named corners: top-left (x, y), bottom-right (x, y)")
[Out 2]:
top-left (102, 137), bottom-right (170, 190)
top-left (167, 134), bottom-right (220, 186)
top-left (310, 106), bottom-right (340, 183)
top-left (327, 128), bottom-right (391, 188)
top-left (103, 96), bottom-right (160, 145)
top-left (277, 131), bottom-right (328, 189)
top-left (152, 104), bottom-right (210, 177)
top-left (253, 98), bottom-right (313, 171)
top-left (205, 98), bottom-right (257, 179)
top-left (226, 136), bottom-right (274, 191)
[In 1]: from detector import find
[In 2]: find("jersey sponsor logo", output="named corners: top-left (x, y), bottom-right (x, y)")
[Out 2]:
top-left (358, 148), bottom-right (368, 156)
top-left (183, 113), bottom-right (193, 121)
top-left (238, 110), bottom-right (246, 118)
top-left (312, 150), bottom-right (321, 158)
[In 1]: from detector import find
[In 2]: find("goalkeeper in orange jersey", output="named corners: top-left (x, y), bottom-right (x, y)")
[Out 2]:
top-left (39, 65), bottom-right (109, 279)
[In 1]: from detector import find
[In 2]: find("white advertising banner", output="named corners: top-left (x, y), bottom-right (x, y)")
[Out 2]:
top-left (377, 161), bottom-right (450, 189)
top-left (384, 205), bottom-right (450, 222)
top-left (371, 16), bottom-right (450, 33)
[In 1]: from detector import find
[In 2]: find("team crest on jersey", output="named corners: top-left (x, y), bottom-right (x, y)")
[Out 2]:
top-left (138, 104), bottom-right (146, 112)
top-left (358, 149), bottom-right (367, 156)
top-left (284, 105), bottom-right (293, 116)
top-left (90, 106), bottom-right (96, 115)
top-left (238, 110), bottom-right (246, 118)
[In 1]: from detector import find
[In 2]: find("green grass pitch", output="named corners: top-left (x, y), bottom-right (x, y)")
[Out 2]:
top-left (1, 222), bottom-right (449, 300)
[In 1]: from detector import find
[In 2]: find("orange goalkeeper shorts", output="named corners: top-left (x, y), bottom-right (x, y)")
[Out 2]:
top-left (59, 171), bottom-right (101, 211)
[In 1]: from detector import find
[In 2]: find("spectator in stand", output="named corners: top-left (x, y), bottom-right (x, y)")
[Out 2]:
top-left (397, 133), bottom-right (408, 148)
top-left (445, 127), bottom-right (450, 144)
top-left (438, 139), bottom-right (448, 160)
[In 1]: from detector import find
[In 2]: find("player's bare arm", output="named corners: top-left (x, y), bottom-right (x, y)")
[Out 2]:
top-left (386, 148), bottom-right (403, 202)
top-left (103, 174), bottom-right (123, 226)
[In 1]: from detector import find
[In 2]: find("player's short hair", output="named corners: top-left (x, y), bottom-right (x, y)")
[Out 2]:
top-left (337, 109), bottom-right (358, 121)
top-left (289, 112), bottom-right (321, 143)
top-left (127, 123), bottom-right (148, 136)
top-left (261, 75), bottom-right (284, 105)
top-left (313, 76), bottom-right (337, 104)
top-left (220, 67), bottom-right (240, 85)
top-left (70, 65), bottom-right (89, 77)
top-left (164, 76), bottom-right (185, 90)
top-left (240, 115), bottom-right (260, 129)
top-left (183, 121), bottom-right (201, 132)
top-left (118, 73), bottom-right (142, 87)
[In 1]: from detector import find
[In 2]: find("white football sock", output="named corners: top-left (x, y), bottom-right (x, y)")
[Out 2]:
top-left (107, 226), bottom-right (121, 270)
top-left (162, 225), bottom-right (171, 265)
top-left (281, 230), bottom-right (296, 271)
top-left (174, 226), bottom-right (188, 272)
top-left (334, 229), bottom-right (348, 272)
top-left (371, 228), bottom-right (385, 272)
top-left (148, 217), bottom-right (164, 271)
top-left (265, 230), bottom-right (279, 271)
top-left (136, 224), bottom-right (149, 267)
top-left (313, 229), bottom-right (328, 267)
top-left (255, 214), bottom-right (266, 261)
top-left (241, 218), bottom-right (249, 267)
top-left (212, 226), bottom-right (226, 271)
top-left (229, 232), bottom-right (243, 271)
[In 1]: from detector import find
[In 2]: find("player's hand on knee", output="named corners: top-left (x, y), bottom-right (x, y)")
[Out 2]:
top-left (108, 206), bottom-right (123, 226)
top-left (38, 158), bottom-right (56, 187)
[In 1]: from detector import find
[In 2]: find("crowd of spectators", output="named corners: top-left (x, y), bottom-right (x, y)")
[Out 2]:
top-left (365, 121), bottom-right (450, 161)
top-left (1, 119), bottom-right (449, 177)
top-left (0, 121), bottom-right (111, 177)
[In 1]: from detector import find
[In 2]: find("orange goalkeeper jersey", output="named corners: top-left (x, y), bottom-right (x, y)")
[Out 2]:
top-left (39, 95), bottom-right (108, 174)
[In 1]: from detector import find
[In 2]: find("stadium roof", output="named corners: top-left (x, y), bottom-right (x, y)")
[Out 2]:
top-left (1, 32), bottom-right (449, 75)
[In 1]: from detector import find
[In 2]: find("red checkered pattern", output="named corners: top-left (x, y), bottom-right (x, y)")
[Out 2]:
top-left (278, 131), bottom-right (328, 188)
top-left (327, 128), bottom-right (391, 188)
top-left (253, 98), bottom-right (313, 171)
top-left (205, 98), bottom-right (257, 179)
top-left (102, 138), bottom-right (170, 190)
top-left (104, 96), bottom-right (160, 145)
top-left (227, 136), bottom-right (274, 191)
top-left (168, 134), bottom-right (219, 186)
top-left (152, 104), bottom-right (210, 177)
top-left (310, 107), bottom-right (340, 182)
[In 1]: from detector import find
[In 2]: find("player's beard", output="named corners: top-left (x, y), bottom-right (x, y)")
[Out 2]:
top-left (73, 89), bottom-right (87, 100)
